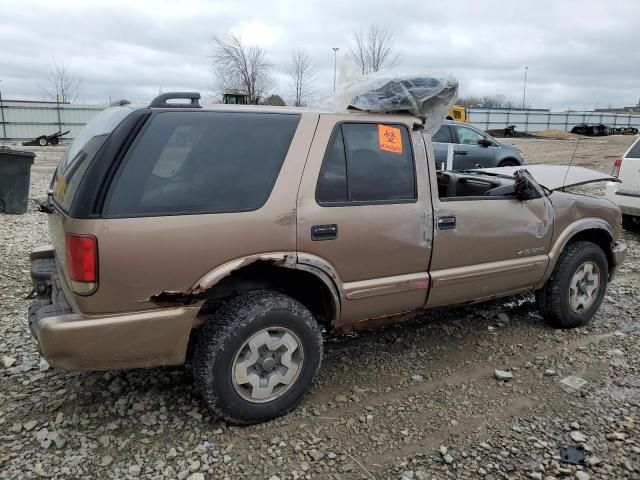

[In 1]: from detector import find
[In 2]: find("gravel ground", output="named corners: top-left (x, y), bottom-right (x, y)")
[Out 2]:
top-left (1, 137), bottom-right (639, 480)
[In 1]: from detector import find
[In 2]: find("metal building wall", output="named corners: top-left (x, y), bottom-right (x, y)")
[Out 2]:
top-left (468, 108), bottom-right (640, 133)
top-left (0, 100), bottom-right (106, 140)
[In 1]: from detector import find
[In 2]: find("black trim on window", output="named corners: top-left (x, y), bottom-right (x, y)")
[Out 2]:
top-left (315, 121), bottom-right (418, 207)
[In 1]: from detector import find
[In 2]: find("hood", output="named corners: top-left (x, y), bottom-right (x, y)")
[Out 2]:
top-left (475, 164), bottom-right (619, 191)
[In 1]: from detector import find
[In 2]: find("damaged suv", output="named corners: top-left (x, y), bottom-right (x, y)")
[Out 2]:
top-left (29, 86), bottom-right (627, 424)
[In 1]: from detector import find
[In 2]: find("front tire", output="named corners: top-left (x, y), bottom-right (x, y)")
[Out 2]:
top-left (194, 290), bottom-right (323, 424)
top-left (536, 241), bottom-right (608, 328)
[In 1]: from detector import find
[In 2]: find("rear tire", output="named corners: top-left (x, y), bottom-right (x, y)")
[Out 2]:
top-left (536, 241), bottom-right (608, 328)
top-left (498, 159), bottom-right (520, 167)
top-left (622, 214), bottom-right (640, 232)
top-left (194, 290), bottom-right (323, 424)
top-left (37, 137), bottom-right (48, 146)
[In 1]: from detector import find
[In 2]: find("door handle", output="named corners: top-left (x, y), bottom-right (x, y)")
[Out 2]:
top-left (454, 151), bottom-right (468, 155)
top-left (311, 224), bottom-right (338, 241)
top-left (437, 216), bottom-right (456, 230)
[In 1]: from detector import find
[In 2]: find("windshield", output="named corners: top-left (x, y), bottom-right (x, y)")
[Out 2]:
top-left (52, 106), bottom-right (136, 211)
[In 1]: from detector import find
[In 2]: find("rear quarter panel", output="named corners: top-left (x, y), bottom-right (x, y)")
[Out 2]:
top-left (57, 113), bottom-right (319, 315)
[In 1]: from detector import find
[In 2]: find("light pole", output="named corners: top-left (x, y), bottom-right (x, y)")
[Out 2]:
top-left (332, 47), bottom-right (339, 92)
top-left (521, 65), bottom-right (528, 110)
top-left (0, 80), bottom-right (6, 140)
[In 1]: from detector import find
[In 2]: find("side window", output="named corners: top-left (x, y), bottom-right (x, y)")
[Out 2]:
top-left (106, 112), bottom-right (300, 217)
top-left (432, 125), bottom-right (454, 143)
top-left (316, 123), bottom-right (416, 205)
top-left (627, 139), bottom-right (640, 159)
top-left (454, 125), bottom-right (484, 146)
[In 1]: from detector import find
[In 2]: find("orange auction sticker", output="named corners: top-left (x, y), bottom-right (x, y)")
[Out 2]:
top-left (378, 124), bottom-right (403, 153)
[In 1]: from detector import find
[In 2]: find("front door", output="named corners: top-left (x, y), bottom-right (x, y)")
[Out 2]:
top-left (426, 167), bottom-right (554, 307)
top-left (296, 116), bottom-right (433, 327)
top-left (452, 124), bottom-right (497, 169)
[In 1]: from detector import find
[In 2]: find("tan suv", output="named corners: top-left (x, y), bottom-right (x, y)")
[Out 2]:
top-left (29, 92), bottom-right (627, 424)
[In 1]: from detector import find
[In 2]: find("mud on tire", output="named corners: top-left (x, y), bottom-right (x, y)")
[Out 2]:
top-left (193, 290), bottom-right (323, 424)
top-left (536, 240), bottom-right (608, 329)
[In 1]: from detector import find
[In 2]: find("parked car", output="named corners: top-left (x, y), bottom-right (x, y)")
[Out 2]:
top-left (430, 120), bottom-right (524, 170)
top-left (605, 135), bottom-right (640, 231)
top-left (29, 92), bottom-right (626, 424)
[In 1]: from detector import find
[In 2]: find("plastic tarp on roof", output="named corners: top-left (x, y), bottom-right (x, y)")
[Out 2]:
top-left (319, 72), bottom-right (458, 133)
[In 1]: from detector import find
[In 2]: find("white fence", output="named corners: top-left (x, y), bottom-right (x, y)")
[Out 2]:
top-left (0, 100), bottom-right (105, 141)
top-left (2, 101), bottom-right (640, 140)
top-left (468, 108), bottom-right (640, 134)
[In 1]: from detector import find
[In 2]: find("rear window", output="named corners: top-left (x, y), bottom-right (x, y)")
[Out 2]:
top-left (105, 111), bottom-right (300, 217)
top-left (52, 106), bottom-right (135, 211)
top-left (627, 139), bottom-right (640, 159)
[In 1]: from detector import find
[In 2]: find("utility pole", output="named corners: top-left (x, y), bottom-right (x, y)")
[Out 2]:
top-left (521, 65), bottom-right (528, 110)
top-left (0, 80), bottom-right (6, 139)
top-left (332, 47), bottom-right (339, 92)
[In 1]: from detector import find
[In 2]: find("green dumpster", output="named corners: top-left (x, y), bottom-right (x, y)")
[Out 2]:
top-left (0, 146), bottom-right (36, 214)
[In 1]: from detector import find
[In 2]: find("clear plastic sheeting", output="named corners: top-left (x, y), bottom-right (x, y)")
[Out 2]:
top-left (319, 72), bottom-right (458, 133)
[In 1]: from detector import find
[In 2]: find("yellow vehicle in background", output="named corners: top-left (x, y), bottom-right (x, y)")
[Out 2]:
top-left (447, 105), bottom-right (468, 123)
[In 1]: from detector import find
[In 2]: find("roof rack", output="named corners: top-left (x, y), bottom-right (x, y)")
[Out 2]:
top-left (149, 92), bottom-right (201, 109)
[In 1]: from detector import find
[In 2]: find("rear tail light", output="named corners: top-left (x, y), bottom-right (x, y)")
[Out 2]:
top-left (65, 233), bottom-right (98, 295)
top-left (612, 158), bottom-right (623, 178)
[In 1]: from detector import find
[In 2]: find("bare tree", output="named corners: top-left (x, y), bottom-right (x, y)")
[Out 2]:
top-left (458, 94), bottom-right (517, 109)
top-left (350, 25), bottom-right (400, 75)
top-left (41, 59), bottom-right (82, 103)
top-left (211, 34), bottom-right (272, 104)
top-left (286, 49), bottom-right (315, 107)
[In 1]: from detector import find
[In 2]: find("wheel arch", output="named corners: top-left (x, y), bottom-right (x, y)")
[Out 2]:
top-left (190, 253), bottom-right (341, 329)
top-left (537, 219), bottom-right (615, 288)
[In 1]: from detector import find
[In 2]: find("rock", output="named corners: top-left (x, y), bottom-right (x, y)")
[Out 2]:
top-left (570, 431), bottom-right (586, 443)
top-left (497, 312), bottom-right (509, 322)
top-left (188, 460), bottom-right (200, 472)
top-left (309, 449), bottom-right (324, 461)
top-left (187, 474), bottom-right (205, 480)
top-left (415, 471), bottom-right (428, 480)
top-left (411, 374), bottom-right (424, 382)
top-left (605, 432), bottom-right (626, 441)
top-left (335, 394), bottom-right (348, 403)
top-left (401, 471), bottom-right (414, 479)
top-left (495, 369), bottom-right (513, 381)
top-left (529, 472), bottom-right (543, 480)
top-left (544, 369), bottom-right (557, 376)
top-left (2, 355), bottom-right (17, 368)
top-left (168, 447), bottom-right (177, 458)
top-left (575, 472), bottom-right (590, 480)
top-left (439, 446), bottom-right (448, 456)
top-left (560, 375), bottom-right (588, 393)
top-left (128, 465), bottom-right (142, 476)
top-left (606, 349), bottom-right (624, 357)
top-left (586, 456), bottom-right (601, 466)
top-left (223, 454), bottom-right (232, 464)
top-left (10, 423), bottom-right (22, 433)
top-left (443, 454), bottom-right (454, 464)
top-left (38, 358), bottom-right (50, 371)
top-left (99, 455), bottom-right (113, 467)
top-left (268, 476), bottom-right (280, 480)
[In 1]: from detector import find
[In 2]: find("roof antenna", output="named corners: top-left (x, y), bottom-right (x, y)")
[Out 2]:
top-left (561, 103), bottom-right (598, 190)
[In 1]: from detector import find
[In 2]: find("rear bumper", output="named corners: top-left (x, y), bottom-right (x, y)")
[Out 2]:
top-left (605, 182), bottom-right (640, 217)
top-left (28, 249), bottom-right (199, 370)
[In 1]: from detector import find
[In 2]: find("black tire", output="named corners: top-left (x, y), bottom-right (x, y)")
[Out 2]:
top-left (536, 241), bottom-right (608, 328)
top-left (622, 214), bottom-right (640, 232)
top-left (49, 136), bottom-right (59, 145)
top-left (193, 290), bottom-right (322, 424)
top-left (498, 158), bottom-right (520, 167)
top-left (37, 136), bottom-right (48, 146)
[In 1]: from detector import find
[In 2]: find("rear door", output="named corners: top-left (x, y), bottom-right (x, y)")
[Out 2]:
top-left (452, 124), bottom-right (497, 169)
top-left (297, 116), bottom-right (433, 327)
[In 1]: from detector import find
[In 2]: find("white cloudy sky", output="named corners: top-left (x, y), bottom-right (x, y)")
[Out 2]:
top-left (0, 0), bottom-right (638, 110)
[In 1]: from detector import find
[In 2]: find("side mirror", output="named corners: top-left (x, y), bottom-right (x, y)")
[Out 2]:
top-left (513, 169), bottom-right (543, 201)
top-left (478, 138), bottom-right (492, 147)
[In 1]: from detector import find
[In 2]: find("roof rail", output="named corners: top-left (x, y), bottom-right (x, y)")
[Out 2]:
top-left (149, 92), bottom-right (201, 108)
